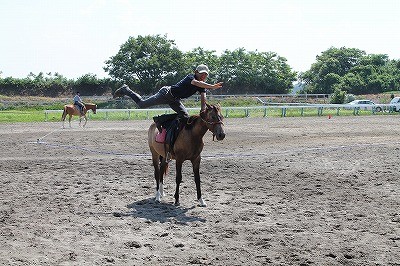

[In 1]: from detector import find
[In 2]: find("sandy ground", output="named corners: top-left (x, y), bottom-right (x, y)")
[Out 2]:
top-left (0, 115), bottom-right (399, 266)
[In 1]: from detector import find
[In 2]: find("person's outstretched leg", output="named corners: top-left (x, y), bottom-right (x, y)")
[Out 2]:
top-left (113, 84), bottom-right (142, 103)
top-left (114, 85), bottom-right (173, 109)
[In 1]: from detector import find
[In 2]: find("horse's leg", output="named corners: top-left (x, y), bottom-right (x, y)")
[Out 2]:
top-left (61, 110), bottom-right (66, 128)
top-left (68, 115), bottom-right (72, 128)
top-left (159, 155), bottom-right (168, 197)
top-left (151, 150), bottom-right (162, 202)
top-left (174, 160), bottom-right (184, 206)
top-left (192, 156), bottom-right (206, 207)
top-left (83, 115), bottom-right (87, 127)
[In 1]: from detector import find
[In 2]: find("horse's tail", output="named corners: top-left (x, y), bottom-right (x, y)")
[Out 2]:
top-left (61, 106), bottom-right (67, 121)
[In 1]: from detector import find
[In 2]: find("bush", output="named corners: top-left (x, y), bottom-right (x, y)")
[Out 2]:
top-left (346, 94), bottom-right (356, 103)
top-left (330, 88), bottom-right (346, 104)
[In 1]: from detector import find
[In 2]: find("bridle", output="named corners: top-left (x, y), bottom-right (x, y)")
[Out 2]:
top-left (200, 107), bottom-right (224, 140)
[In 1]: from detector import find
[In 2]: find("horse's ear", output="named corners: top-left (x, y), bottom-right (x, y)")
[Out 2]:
top-left (206, 103), bottom-right (211, 109)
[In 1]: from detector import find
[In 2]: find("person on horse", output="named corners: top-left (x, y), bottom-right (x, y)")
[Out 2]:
top-left (113, 64), bottom-right (223, 120)
top-left (73, 91), bottom-right (85, 116)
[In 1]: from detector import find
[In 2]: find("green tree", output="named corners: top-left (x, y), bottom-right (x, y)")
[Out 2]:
top-left (382, 59), bottom-right (400, 91)
top-left (340, 72), bottom-right (365, 94)
top-left (218, 48), bottom-right (253, 94)
top-left (300, 47), bottom-right (365, 94)
top-left (104, 36), bottom-right (296, 96)
top-left (300, 47), bottom-right (400, 95)
top-left (182, 47), bottom-right (219, 75)
top-left (217, 48), bottom-right (296, 94)
top-left (73, 73), bottom-right (109, 95)
top-left (104, 34), bottom-right (184, 94)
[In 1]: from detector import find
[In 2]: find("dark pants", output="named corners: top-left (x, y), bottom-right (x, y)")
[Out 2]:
top-left (136, 86), bottom-right (189, 118)
top-left (74, 101), bottom-right (84, 113)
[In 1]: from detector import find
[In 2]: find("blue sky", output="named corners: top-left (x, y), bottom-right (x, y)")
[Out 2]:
top-left (1, 0), bottom-right (400, 79)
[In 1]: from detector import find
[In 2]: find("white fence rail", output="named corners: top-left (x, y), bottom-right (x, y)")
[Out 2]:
top-left (44, 104), bottom-right (399, 121)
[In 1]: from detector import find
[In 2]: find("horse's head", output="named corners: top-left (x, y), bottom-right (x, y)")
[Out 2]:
top-left (200, 103), bottom-right (225, 141)
top-left (85, 103), bottom-right (97, 114)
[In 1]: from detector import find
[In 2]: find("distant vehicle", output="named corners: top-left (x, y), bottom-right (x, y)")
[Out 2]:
top-left (390, 97), bottom-right (400, 111)
top-left (347, 100), bottom-right (383, 112)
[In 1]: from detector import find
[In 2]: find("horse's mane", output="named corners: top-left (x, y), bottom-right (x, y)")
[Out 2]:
top-left (184, 115), bottom-right (200, 130)
top-left (184, 104), bottom-right (221, 130)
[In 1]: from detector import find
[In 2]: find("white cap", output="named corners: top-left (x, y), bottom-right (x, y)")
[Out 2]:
top-left (195, 64), bottom-right (209, 74)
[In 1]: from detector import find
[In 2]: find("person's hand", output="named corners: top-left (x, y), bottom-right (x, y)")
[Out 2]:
top-left (213, 82), bottom-right (223, 89)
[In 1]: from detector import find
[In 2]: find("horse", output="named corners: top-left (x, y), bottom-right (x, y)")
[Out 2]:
top-left (61, 103), bottom-right (97, 128)
top-left (148, 103), bottom-right (225, 207)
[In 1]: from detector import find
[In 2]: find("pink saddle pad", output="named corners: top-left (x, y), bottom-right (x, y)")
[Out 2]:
top-left (155, 128), bottom-right (167, 143)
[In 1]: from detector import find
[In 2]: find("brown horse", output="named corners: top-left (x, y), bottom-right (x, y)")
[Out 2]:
top-left (148, 103), bottom-right (225, 207)
top-left (61, 103), bottom-right (97, 128)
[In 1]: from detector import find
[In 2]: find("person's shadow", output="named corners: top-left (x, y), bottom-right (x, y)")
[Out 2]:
top-left (114, 198), bottom-right (206, 224)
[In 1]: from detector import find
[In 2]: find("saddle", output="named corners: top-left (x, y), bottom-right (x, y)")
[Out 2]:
top-left (74, 104), bottom-right (84, 113)
top-left (153, 114), bottom-right (185, 147)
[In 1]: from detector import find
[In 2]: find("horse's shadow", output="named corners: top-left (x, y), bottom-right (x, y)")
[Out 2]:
top-left (116, 198), bottom-right (206, 224)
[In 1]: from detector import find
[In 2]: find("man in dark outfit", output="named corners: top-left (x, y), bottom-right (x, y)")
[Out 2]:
top-left (113, 64), bottom-right (223, 118)
top-left (73, 91), bottom-right (85, 116)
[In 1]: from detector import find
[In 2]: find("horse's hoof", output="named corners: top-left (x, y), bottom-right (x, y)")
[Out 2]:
top-left (159, 184), bottom-right (165, 197)
top-left (155, 192), bottom-right (161, 202)
top-left (174, 201), bottom-right (180, 206)
top-left (198, 198), bottom-right (207, 207)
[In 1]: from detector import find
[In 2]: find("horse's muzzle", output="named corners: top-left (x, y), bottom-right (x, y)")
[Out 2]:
top-left (215, 132), bottom-right (225, 141)
top-left (213, 123), bottom-right (225, 141)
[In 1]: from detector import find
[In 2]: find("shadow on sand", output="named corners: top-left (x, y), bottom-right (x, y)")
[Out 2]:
top-left (114, 198), bottom-right (206, 224)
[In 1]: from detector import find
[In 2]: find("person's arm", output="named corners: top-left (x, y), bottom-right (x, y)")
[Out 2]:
top-left (191, 79), bottom-right (223, 90)
top-left (200, 92), bottom-right (207, 111)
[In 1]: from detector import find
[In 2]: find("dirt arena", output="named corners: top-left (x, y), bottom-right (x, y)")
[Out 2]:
top-left (1, 116), bottom-right (399, 266)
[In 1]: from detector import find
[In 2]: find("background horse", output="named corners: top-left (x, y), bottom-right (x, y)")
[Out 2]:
top-left (148, 104), bottom-right (225, 207)
top-left (61, 103), bottom-right (97, 128)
